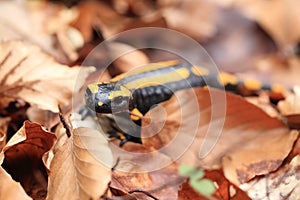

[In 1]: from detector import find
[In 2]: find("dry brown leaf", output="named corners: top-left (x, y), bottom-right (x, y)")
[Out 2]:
top-left (241, 155), bottom-right (300, 199)
top-left (46, 127), bottom-right (113, 200)
top-left (245, 93), bottom-right (279, 118)
top-left (141, 88), bottom-right (298, 185)
top-left (0, 1), bottom-right (81, 62)
top-left (0, 117), bottom-right (10, 152)
top-left (0, 40), bottom-right (95, 113)
top-left (213, 0), bottom-right (300, 51)
top-left (26, 106), bottom-right (60, 130)
top-left (111, 163), bottom-right (183, 200)
top-left (278, 86), bottom-right (300, 116)
top-left (0, 121), bottom-right (56, 199)
top-left (73, 1), bottom-right (129, 40)
top-left (109, 42), bottom-right (150, 74)
top-left (162, 0), bottom-right (218, 41)
top-left (0, 166), bottom-right (31, 200)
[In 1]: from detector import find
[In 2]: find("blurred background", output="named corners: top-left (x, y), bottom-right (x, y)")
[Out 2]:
top-left (1, 0), bottom-right (300, 86)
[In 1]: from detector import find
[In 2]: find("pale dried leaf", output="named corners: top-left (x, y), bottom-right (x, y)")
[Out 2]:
top-left (241, 155), bottom-right (300, 199)
top-left (0, 117), bottom-right (10, 152)
top-left (0, 40), bottom-right (95, 112)
top-left (278, 86), bottom-right (300, 116)
top-left (109, 42), bottom-right (150, 73)
top-left (162, 0), bottom-right (218, 40)
top-left (0, 167), bottom-right (31, 200)
top-left (46, 127), bottom-right (113, 200)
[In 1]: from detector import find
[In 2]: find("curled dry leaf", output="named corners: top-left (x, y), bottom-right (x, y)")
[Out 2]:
top-left (111, 163), bottom-right (183, 200)
top-left (0, 121), bottom-right (56, 199)
top-left (0, 40), bottom-right (95, 113)
top-left (46, 127), bottom-right (113, 200)
top-left (0, 117), bottom-right (11, 152)
top-left (0, 167), bottom-right (31, 200)
top-left (241, 155), bottom-right (300, 199)
top-left (278, 86), bottom-right (300, 116)
top-left (141, 88), bottom-right (298, 185)
top-left (277, 86), bottom-right (300, 129)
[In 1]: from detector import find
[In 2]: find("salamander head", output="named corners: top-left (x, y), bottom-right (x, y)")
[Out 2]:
top-left (85, 83), bottom-right (132, 113)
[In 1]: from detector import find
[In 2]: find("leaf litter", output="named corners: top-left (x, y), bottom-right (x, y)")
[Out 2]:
top-left (1, 0), bottom-right (300, 199)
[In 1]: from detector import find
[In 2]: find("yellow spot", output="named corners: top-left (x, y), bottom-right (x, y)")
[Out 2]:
top-left (191, 66), bottom-right (209, 76)
top-left (130, 108), bottom-right (143, 121)
top-left (97, 101), bottom-right (103, 106)
top-left (272, 83), bottom-right (286, 93)
top-left (108, 85), bottom-right (131, 100)
top-left (218, 73), bottom-right (238, 86)
top-left (244, 78), bottom-right (262, 90)
top-left (87, 83), bottom-right (99, 93)
top-left (124, 67), bottom-right (190, 89)
top-left (116, 132), bottom-right (126, 140)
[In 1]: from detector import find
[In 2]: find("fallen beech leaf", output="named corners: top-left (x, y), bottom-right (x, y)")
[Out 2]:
top-left (0, 121), bottom-right (56, 199)
top-left (0, 167), bottom-right (31, 200)
top-left (109, 42), bottom-right (150, 74)
top-left (241, 155), bottom-right (300, 199)
top-left (142, 88), bottom-right (298, 185)
top-left (0, 117), bottom-right (10, 152)
top-left (245, 93), bottom-right (279, 118)
top-left (111, 163), bottom-right (183, 200)
top-left (0, 40), bottom-right (95, 112)
top-left (26, 106), bottom-right (60, 130)
top-left (0, 1), bottom-right (80, 62)
top-left (278, 86), bottom-right (300, 129)
top-left (162, 0), bottom-right (218, 41)
top-left (46, 127), bottom-right (113, 200)
top-left (278, 86), bottom-right (300, 116)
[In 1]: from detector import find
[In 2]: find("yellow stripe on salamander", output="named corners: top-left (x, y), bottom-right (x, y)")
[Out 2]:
top-left (123, 67), bottom-right (190, 89)
top-left (108, 85), bottom-right (131, 100)
top-left (110, 60), bottom-right (180, 82)
top-left (191, 66), bottom-right (209, 76)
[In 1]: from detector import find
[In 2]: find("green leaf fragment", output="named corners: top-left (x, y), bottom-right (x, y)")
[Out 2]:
top-left (190, 178), bottom-right (216, 196)
top-left (190, 170), bottom-right (204, 181)
top-left (178, 164), bottom-right (198, 177)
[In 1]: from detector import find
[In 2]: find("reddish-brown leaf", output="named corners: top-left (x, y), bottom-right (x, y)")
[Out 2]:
top-left (141, 88), bottom-right (298, 185)
top-left (178, 169), bottom-right (250, 200)
top-left (0, 117), bottom-right (10, 152)
top-left (0, 121), bottom-right (56, 199)
top-left (111, 163), bottom-right (183, 200)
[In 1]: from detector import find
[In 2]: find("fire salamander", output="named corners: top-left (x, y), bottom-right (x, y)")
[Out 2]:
top-left (85, 60), bottom-right (285, 146)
